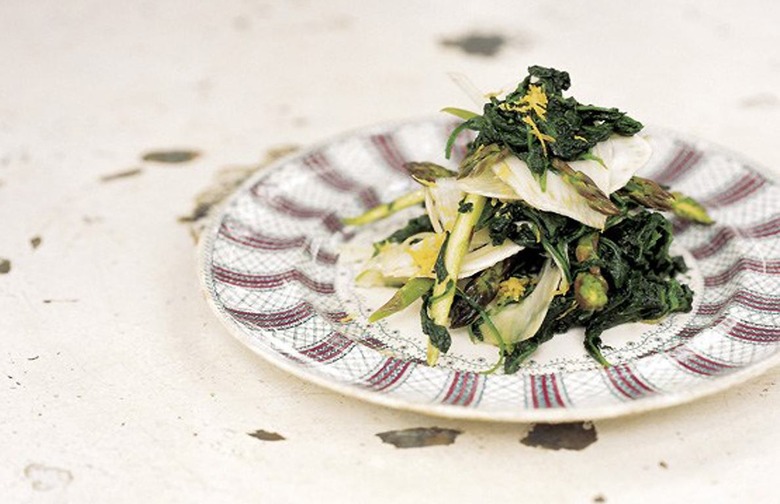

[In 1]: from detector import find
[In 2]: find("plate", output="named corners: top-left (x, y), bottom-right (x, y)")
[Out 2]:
top-left (199, 117), bottom-right (780, 422)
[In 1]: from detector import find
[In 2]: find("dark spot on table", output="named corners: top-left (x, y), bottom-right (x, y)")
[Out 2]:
top-left (100, 168), bottom-right (143, 182)
top-left (440, 32), bottom-right (507, 57)
top-left (593, 495), bottom-right (606, 503)
top-left (178, 202), bottom-right (213, 223)
top-left (376, 427), bottom-right (461, 448)
top-left (30, 236), bottom-right (42, 249)
top-left (659, 460), bottom-right (668, 469)
top-left (0, 259), bottom-right (10, 274)
top-left (27, 356), bottom-right (39, 361)
top-left (520, 422), bottom-right (598, 451)
top-left (248, 429), bottom-right (285, 441)
top-left (42, 299), bottom-right (79, 304)
top-left (142, 150), bottom-right (200, 164)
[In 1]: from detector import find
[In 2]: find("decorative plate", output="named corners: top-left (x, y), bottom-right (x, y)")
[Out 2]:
top-left (199, 117), bottom-right (780, 422)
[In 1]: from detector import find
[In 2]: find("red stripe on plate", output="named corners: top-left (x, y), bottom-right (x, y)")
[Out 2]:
top-left (213, 266), bottom-right (335, 294)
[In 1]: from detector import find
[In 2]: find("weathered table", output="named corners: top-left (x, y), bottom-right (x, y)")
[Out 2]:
top-left (2, 1), bottom-right (778, 502)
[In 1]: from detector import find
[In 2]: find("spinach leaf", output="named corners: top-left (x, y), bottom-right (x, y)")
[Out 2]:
top-left (373, 214), bottom-right (433, 254)
top-left (446, 66), bottom-right (643, 183)
top-left (420, 293), bottom-right (452, 353)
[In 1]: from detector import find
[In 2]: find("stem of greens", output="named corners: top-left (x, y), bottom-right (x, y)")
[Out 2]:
top-left (368, 278), bottom-right (434, 323)
top-left (342, 189), bottom-right (425, 226)
top-left (426, 193), bottom-right (486, 365)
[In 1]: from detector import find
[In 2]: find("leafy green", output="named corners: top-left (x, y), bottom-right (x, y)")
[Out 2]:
top-left (369, 277), bottom-right (434, 323)
top-left (501, 208), bottom-right (693, 370)
top-left (446, 66), bottom-right (643, 184)
top-left (372, 214), bottom-right (433, 254)
top-left (420, 293), bottom-right (451, 353)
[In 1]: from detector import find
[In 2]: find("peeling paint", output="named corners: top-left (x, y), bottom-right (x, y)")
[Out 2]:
top-left (180, 145), bottom-right (298, 239)
top-left (376, 427), bottom-right (461, 448)
top-left (520, 422), bottom-right (598, 451)
top-left (142, 150), bottom-right (200, 164)
top-left (440, 33), bottom-right (507, 57)
top-left (248, 429), bottom-right (285, 441)
top-left (100, 168), bottom-right (143, 182)
top-left (0, 259), bottom-right (10, 274)
top-left (30, 236), bottom-right (42, 249)
top-left (24, 463), bottom-right (73, 491)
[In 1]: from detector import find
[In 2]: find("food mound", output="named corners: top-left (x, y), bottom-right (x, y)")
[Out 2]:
top-left (344, 66), bottom-right (713, 374)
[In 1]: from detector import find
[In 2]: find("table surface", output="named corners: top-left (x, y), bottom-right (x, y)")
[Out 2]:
top-left (2, 1), bottom-right (779, 502)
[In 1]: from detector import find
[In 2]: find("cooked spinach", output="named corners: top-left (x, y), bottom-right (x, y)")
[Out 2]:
top-left (373, 214), bottom-right (433, 254)
top-left (447, 65), bottom-right (643, 182)
top-left (420, 293), bottom-right (452, 353)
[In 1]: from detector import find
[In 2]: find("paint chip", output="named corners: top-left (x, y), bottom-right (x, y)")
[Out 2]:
top-left (100, 168), bottom-right (143, 182)
top-left (440, 33), bottom-right (507, 57)
top-left (248, 429), bottom-right (286, 441)
top-left (142, 150), bottom-right (200, 164)
top-left (376, 427), bottom-right (461, 448)
top-left (179, 145), bottom-right (298, 239)
top-left (520, 422), bottom-right (598, 451)
top-left (0, 259), bottom-right (10, 274)
top-left (24, 463), bottom-right (73, 491)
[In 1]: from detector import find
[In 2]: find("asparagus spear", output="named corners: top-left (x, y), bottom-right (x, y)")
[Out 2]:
top-left (550, 158), bottom-right (620, 216)
top-left (425, 193), bottom-right (487, 365)
top-left (404, 162), bottom-right (457, 185)
top-left (369, 278), bottom-right (434, 323)
top-left (342, 189), bottom-right (425, 226)
top-left (670, 192), bottom-right (714, 225)
top-left (449, 260), bottom-right (510, 328)
top-left (574, 232), bottom-right (609, 311)
top-left (621, 176), bottom-right (714, 225)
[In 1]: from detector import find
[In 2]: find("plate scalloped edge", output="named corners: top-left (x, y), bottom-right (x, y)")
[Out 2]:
top-left (197, 116), bottom-right (780, 422)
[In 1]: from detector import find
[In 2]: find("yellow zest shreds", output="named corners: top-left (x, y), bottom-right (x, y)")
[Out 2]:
top-left (522, 116), bottom-right (556, 153)
top-left (497, 277), bottom-right (530, 304)
top-left (574, 135), bottom-right (587, 141)
top-left (338, 314), bottom-right (355, 323)
top-left (498, 84), bottom-right (549, 118)
top-left (407, 233), bottom-right (446, 274)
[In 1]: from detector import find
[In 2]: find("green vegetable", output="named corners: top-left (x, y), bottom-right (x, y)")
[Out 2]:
top-left (550, 158), bottom-right (620, 216)
top-left (619, 176), bottom-right (714, 224)
top-left (347, 65), bottom-right (712, 373)
top-left (343, 189), bottom-right (424, 226)
top-left (405, 162), bottom-right (457, 185)
top-left (446, 66), bottom-right (643, 186)
top-left (670, 192), bottom-right (714, 225)
top-left (450, 260), bottom-right (509, 328)
top-left (372, 214), bottom-right (434, 255)
top-left (426, 193), bottom-right (486, 365)
top-left (369, 277), bottom-right (434, 322)
top-left (420, 292), bottom-right (452, 363)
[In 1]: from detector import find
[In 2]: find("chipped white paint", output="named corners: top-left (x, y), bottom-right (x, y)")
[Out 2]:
top-left (0, 1), bottom-right (778, 503)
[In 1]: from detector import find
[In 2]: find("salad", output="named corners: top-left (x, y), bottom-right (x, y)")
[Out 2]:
top-left (344, 66), bottom-right (713, 374)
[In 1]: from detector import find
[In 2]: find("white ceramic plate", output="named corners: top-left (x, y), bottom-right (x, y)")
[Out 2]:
top-left (199, 117), bottom-right (780, 422)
